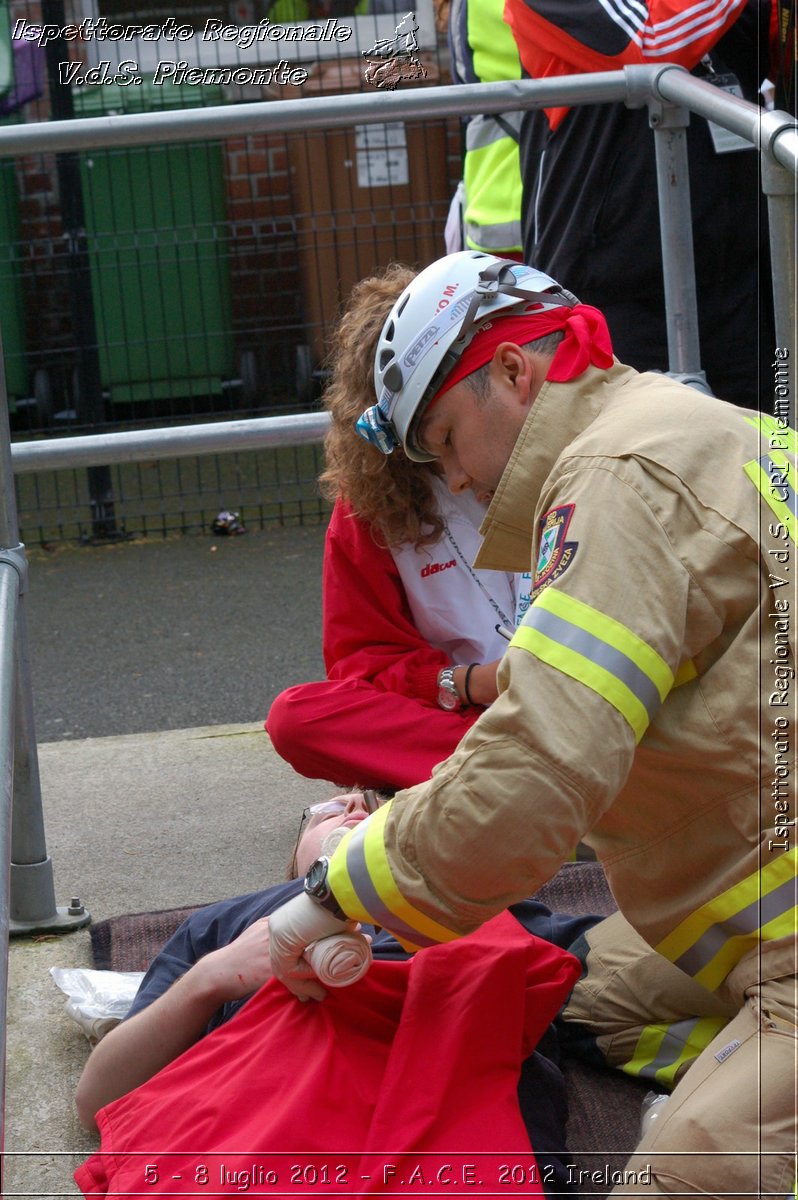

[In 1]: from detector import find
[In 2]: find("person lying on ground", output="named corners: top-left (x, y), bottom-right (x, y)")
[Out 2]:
top-left (75, 788), bottom-right (599, 1198)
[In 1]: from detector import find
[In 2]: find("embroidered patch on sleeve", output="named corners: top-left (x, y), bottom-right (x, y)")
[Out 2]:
top-left (533, 503), bottom-right (578, 594)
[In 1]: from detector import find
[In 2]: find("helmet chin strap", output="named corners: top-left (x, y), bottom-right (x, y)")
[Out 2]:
top-left (453, 261), bottom-right (577, 354)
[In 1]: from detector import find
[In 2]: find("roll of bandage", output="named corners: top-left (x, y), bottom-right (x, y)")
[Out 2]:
top-left (305, 931), bottom-right (372, 987)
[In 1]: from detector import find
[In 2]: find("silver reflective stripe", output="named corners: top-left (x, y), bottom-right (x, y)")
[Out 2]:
top-left (465, 112), bottom-right (522, 152)
top-left (343, 823), bottom-right (441, 948)
top-left (523, 605), bottom-right (663, 723)
top-left (637, 1018), bottom-right (704, 1080)
top-left (464, 217), bottom-right (523, 251)
top-left (673, 875), bottom-right (796, 977)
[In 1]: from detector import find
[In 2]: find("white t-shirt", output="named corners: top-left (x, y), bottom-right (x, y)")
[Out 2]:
top-left (390, 477), bottom-right (530, 666)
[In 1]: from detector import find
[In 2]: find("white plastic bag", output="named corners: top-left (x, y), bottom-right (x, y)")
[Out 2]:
top-left (50, 967), bottom-right (145, 1044)
top-left (639, 1090), bottom-right (669, 1138)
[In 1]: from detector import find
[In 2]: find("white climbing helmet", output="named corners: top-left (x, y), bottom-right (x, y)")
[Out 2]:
top-left (356, 250), bottom-right (577, 462)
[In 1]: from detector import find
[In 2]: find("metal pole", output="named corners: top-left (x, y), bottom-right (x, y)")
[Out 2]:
top-left (9, 597), bottom-right (89, 933)
top-left (0, 73), bottom-right (632, 156)
top-left (649, 100), bottom-right (709, 390)
top-left (0, 339), bottom-right (90, 935)
top-left (761, 149), bottom-right (797, 429)
top-left (0, 557), bottom-right (19, 1159)
top-left (649, 65), bottom-right (798, 175)
top-left (10, 410), bottom-right (332, 473)
top-left (42, 0), bottom-right (120, 542)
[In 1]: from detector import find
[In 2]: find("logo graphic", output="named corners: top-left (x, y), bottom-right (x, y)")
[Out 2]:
top-left (533, 503), bottom-right (578, 595)
top-left (363, 12), bottom-right (426, 90)
top-left (421, 558), bottom-right (456, 578)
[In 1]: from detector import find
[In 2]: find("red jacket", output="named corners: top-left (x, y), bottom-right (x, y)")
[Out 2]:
top-left (504, 0), bottom-right (755, 130)
top-left (323, 500), bottom-right (460, 707)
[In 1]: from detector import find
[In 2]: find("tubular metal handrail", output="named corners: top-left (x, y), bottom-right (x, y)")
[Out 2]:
top-left (0, 64), bottom-right (795, 1158)
top-left (10, 411), bottom-right (332, 472)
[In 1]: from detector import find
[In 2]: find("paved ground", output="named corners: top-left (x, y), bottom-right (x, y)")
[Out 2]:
top-left (6, 525), bottom-right (334, 1198)
top-left (24, 522), bottom-right (328, 741)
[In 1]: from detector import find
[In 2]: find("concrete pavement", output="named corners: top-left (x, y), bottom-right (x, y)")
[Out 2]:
top-left (6, 524), bottom-right (336, 1197)
top-left (23, 522), bottom-right (329, 742)
top-left (7, 723), bottom-right (338, 1198)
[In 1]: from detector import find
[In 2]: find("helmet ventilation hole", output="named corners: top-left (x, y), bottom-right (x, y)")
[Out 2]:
top-left (384, 362), bottom-right (403, 391)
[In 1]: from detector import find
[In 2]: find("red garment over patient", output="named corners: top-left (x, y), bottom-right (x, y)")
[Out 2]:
top-left (76, 913), bottom-right (580, 1199)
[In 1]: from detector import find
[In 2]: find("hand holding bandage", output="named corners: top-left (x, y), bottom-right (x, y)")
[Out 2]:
top-left (269, 893), bottom-right (370, 1001)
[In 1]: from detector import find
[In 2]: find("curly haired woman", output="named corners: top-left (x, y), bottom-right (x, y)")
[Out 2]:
top-left (266, 265), bottom-right (530, 790)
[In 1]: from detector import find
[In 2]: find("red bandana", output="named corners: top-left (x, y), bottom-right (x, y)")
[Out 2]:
top-left (431, 304), bottom-right (614, 406)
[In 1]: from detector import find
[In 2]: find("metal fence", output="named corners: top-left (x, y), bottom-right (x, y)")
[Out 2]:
top-left (0, 65), bottom-right (796, 1150)
top-left (1, 0), bottom-right (460, 541)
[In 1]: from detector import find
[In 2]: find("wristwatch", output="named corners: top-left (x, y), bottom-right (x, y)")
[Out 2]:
top-left (304, 856), bottom-right (347, 919)
top-left (437, 667), bottom-right (460, 711)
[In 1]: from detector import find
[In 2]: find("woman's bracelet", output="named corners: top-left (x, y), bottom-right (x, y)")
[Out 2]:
top-left (464, 662), bottom-right (479, 707)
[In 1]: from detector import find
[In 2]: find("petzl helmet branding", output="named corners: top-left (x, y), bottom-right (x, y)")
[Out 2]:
top-left (356, 251), bottom-right (577, 461)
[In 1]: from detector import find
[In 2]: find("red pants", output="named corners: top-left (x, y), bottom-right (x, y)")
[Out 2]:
top-left (266, 680), bottom-right (481, 790)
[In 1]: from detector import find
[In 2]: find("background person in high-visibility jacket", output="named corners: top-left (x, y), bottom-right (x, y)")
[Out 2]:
top-left (268, 252), bottom-right (797, 1199)
top-left (446, 0), bottom-right (524, 257)
top-left (504, 0), bottom-right (777, 409)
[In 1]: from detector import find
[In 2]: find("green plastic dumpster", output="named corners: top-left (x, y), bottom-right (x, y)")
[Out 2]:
top-left (73, 79), bottom-right (234, 404)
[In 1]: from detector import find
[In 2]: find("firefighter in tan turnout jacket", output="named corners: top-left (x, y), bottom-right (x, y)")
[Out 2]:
top-left (269, 253), bottom-right (797, 1197)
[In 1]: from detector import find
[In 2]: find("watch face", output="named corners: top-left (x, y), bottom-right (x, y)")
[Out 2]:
top-left (437, 668), bottom-right (459, 710)
top-left (305, 858), bottom-right (328, 894)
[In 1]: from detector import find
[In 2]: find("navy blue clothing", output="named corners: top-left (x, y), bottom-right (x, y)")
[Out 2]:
top-left (126, 884), bottom-right (599, 1197)
top-left (128, 882), bottom-right (597, 1030)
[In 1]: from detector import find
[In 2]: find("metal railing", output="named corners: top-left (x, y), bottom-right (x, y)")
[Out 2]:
top-left (0, 64), bottom-right (796, 1149)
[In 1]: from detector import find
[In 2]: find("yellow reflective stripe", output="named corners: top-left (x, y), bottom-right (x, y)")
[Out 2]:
top-left (744, 414), bottom-right (798, 456)
top-left (326, 825), bottom-right (371, 924)
top-left (539, 589), bottom-right (674, 699)
top-left (512, 624), bottom-right (649, 742)
top-left (328, 801), bottom-right (460, 951)
top-left (655, 849), bottom-right (798, 988)
top-left (673, 659), bottom-right (698, 687)
top-left (463, 136), bottom-right (523, 253)
top-left (744, 457), bottom-right (797, 546)
top-left (511, 589), bottom-right (674, 742)
top-left (654, 1017), bottom-right (727, 1087)
top-left (690, 903), bottom-right (798, 992)
top-left (625, 1023), bottom-right (667, 1078)
top-left (624, 1015), bottom-right (727, 1088)
top-left (657, 848), bottom-right (794, 958)
top-left (360, 804), bottom-right (461, 946)
top-left (743, 415), bottom-right (798, 546)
